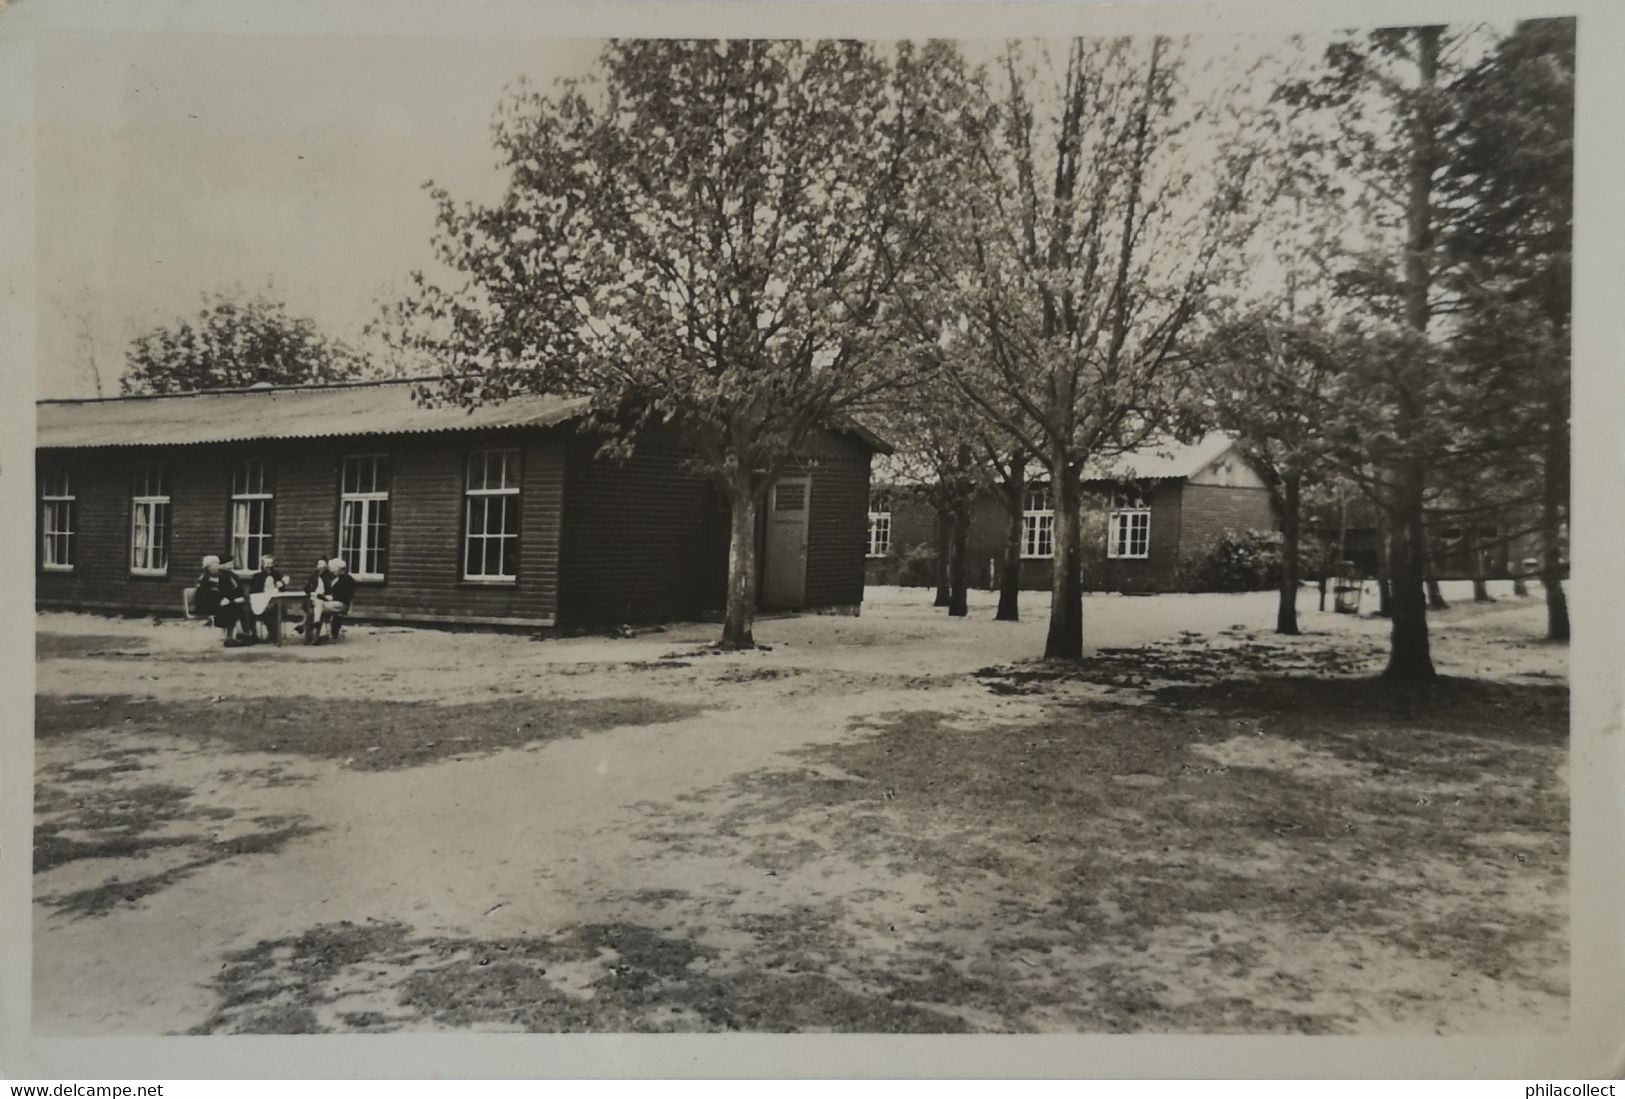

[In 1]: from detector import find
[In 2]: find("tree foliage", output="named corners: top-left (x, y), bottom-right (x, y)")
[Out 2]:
top-left (899, 37), bottom-right (1279, 658)
top-left (122, 289), bottom-right (368, 395)
top-left (1274, 19), bottom-right (1574, 658)
top-left (379, 39), bottom-right (957, 647)
top-left (1439, 17), bottom-right (1574, 638)
top-left (1193, 306), bottom-right (1338, 632)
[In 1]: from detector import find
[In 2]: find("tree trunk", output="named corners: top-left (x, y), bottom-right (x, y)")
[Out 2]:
top-left (1542, 397), bottom-right (1570, 641)
top-left (720, 487), bottom-right (758, 649)
top-left (1383, 470), bottom-right (1436, 681)
top-left (1513, 571), bottom-right (1529, 597)
top-left (1276, 475), bottom-right (1301, 635)
top-left (947, 503), bottom-right (970, 618)
top-left (1379, 24), bottom-right (1439, 682)
top-left (932, 509), bottom-right (950, 607)
top-left (1044, 462), bottom-right (1085, 660)
top-left (1374, 516), bottom-right (1393, 618)
top-left (1422, 527), bottom-right (1447, 609)
top-left (997, 474), bottom-right (1025, 622)
top-left (1426, 576), bottom-right (1448, 611)
top-left (1471, 527), bottom-right (1493, 603)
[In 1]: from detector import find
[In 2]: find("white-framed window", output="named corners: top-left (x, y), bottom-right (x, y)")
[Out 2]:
top-left (40, 466), bottom-right (75, 571)
top-left (1107, 491), bottom-right (1151, 559)
top-left (866, 490), bottom-right (892, 558)
top-left (1022, 484), bottom-right (1054, 559)
top-left (230, 460), bottom-right (275, 569)
top-left (130, 463), bottom-right (170, 575)
top-left (339, 455), bottom-right (390, 580)
top-left (464, 448), bottom-right (521, 581)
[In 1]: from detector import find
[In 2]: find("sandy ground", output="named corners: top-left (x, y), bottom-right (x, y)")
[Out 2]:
top-left (31, 581), bottom-right (1567, 1035)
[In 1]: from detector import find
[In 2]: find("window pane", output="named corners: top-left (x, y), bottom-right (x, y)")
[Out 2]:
top-left (43, 500), bottom-right (73, 566)
top-left (154, 503), bottom-right (168, 568)
top-left (371, 500), bottom-right (388, 574)
top-left (133, 506), bottom-right (149, 566)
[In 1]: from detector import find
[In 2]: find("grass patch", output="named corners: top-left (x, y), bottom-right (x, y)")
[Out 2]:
top-left (36, 633), bottom-right (151, 660)
top-left (36, 693), bottom-right (705, 770)
top-left (39, 820), bottom-right (322, 920)
top-left (627, 647), bottom-right (1568, 1032)
top-left (34, 744), bottom-right (322, 917)
top-left (975, 634), bottom-right (1388, 694)
top-left (192, 917), bottom-right (975, 1034)
top-left (33, 781), bottom-right (233, 873)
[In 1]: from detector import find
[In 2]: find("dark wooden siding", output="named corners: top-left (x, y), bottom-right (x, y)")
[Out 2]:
top-left (37, 431), bottom-right (565, 626)
top-left (557, 426), bottom-right (874, 627)
top-left (1090, 481), bottom-right (1184, 593)
top-left (557, 433), bottom-right (718, 629)
top-left (39, 423), bottom-right (881, 630)
top-left (781, 429), bottom-right (873, 611)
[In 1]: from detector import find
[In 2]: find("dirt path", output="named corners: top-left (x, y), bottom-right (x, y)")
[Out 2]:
top-left (32, 583), bottom-right (1566, 1035)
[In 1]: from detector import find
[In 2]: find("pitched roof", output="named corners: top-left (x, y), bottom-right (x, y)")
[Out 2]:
top-left (36, 379), bottom-right (587, 450)
top-left (870, 432), bottom-right (1244, 491)
top-left (1080, 432), bottom-right (1240, 483)
top-left (35, 377), bottom-right (893, 455)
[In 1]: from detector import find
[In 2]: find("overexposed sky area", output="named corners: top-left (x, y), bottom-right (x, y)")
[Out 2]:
top-left (29, 24), bottom-right (1356, 399)
top-left (34, 29), bottom-right (600, 397)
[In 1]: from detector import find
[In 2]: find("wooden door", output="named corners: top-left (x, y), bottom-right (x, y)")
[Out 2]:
top-left (761, 478), bottom-right (810, 610)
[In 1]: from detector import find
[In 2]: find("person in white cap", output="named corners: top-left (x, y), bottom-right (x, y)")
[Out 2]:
top-left (305, 557), bottom-right (354, 644)
top-left (196, 554), bottom-right (254, 646)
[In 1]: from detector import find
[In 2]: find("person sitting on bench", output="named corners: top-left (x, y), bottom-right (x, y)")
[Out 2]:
top-left (196, 554), bottom-right (255, 647)
top-left (296, 557), bottom-right (333, 640)
top-left (325, 557), bottom-right (356, 639)
top-left (305, 557), bottom-right (354, 644)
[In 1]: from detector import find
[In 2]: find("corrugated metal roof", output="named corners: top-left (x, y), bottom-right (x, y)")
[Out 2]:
top-left (1081, 432), bottom-right (1239, 482)
top-left (36, 380), bottom-right (591, 449)
top-left (36, 377), bottom-right (895, 455)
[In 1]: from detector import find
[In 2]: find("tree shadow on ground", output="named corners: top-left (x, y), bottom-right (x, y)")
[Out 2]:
top-left (36, 693), bottom-right (706, 770)
top-left (1152, 673), bottom-right (1567, 745)
top-left (616, 637), bottom-right (1570, 1032)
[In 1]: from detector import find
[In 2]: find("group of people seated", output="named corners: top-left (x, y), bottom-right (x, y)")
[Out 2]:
top-left (194, 553), bottom-right (356, 648)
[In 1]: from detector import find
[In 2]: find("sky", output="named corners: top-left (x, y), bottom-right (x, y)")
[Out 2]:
top-left (33, 28), bottom-right (599, 398)
top-left (32, 26), bottom-right (1301, 400)
top-left (26, 19), bottom-right (1493, 400)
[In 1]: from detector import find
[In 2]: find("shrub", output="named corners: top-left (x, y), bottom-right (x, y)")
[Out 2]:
top-left (1184, 529), bottom-right (1284, 592)
top-left (870, 541), bottom-right (938, 587)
